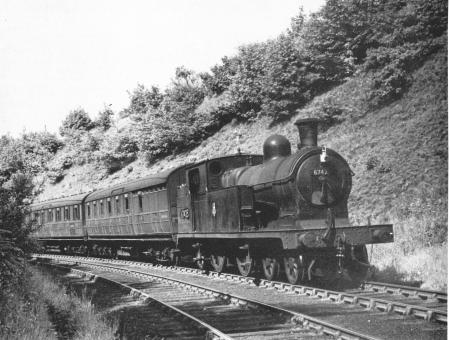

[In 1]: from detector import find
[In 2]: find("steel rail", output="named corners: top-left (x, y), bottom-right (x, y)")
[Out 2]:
top-left (34, 254), bottom-right (382, 340)
top-left (34, 254), bottom-right (447, 324)
top-left (363, 281), bottom-right (447, 303)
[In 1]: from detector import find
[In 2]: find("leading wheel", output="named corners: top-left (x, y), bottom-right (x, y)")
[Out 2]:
top-left (261, 257), bottom-right (280, 281)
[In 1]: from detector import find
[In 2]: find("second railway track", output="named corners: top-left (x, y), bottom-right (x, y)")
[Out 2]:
top-left (34, 254), bottom-right (447, 340)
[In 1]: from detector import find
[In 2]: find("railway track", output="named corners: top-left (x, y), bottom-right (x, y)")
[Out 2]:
top-left (35, 256), bottom-right (374, 340)
top-left (33, 254), bottom-right (447, 339)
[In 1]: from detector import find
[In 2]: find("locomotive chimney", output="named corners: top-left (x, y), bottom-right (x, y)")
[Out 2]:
top-left (295, 118), bottom-right (320, 149)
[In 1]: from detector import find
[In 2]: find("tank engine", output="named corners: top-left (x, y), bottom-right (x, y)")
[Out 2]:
top-left (188, 118), bottom-right (393, 283)
top-left (31, 118), bottom-right (393, 285)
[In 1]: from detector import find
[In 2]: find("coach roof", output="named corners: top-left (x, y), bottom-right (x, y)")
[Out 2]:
top-left (84, 166), bottom-right (186, 202)
top-left (30, 192), bottom-right (89, 210)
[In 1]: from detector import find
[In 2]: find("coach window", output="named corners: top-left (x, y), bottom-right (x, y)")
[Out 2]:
top-left (107, 198), bottom-right (112, 215)
top-left (40, 210), bottom-right (45, 224)
top-left (87, 203), bottom-right (91, 218)
top-left (64, 206), bottom-right (69, 221)
top-left (125, 194), bottom-right (129, 212)
top-left (100, 200), bottom-right (104, 216)
top-left (73, 205), bottom-right (79, 220)
top-left (138, 192), bottom-right (143, 212)
top-left (47, 209), bottom-right (53, 222)
top-left (93, 201), bottom-right (97, 217)
top-left (115, 196), bottom-right (120, 214)
top-left (56, 208), bottom-right (61, 221)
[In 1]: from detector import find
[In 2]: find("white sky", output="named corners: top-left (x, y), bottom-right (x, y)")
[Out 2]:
top-left (0, 0), bottom-right (325, 137)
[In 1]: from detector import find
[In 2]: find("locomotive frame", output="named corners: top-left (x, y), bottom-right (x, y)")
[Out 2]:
top-left (30, 118), bottom-right (394, 284)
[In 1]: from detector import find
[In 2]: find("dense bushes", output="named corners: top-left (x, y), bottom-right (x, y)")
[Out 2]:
top-left (0, 133), bottom-right (62, 181)
top-left (120, 84), bottom-right (164, 122)
top-left (129, 67), bottom-right (208, 162)
top-left (95, 107), bottom-right (114, 131)
top-left (0, 140), bottom-right (36, 297)
top-left (59, 109), bottom-right (95, 136)
top-left (101, 134), bottom-right (139, 173)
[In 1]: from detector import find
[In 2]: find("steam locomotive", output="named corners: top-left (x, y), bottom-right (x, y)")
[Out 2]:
top-left (30, 118), bottom-right (393, 284)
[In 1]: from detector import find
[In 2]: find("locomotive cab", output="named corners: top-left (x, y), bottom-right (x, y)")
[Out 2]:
top-left (176, 154), bottom-right (263, 235)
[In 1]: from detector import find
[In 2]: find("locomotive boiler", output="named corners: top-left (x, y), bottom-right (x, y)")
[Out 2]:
top-left (31, 118), bottom-right (394, 285)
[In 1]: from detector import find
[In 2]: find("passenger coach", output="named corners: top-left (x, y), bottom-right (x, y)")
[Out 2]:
top-left (30, 193), bottom-right (86, 252)
top-left (83, 166), bottom-right (187, 258)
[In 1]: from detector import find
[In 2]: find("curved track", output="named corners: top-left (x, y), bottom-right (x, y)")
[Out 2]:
top-left (39, 262), bottom-right (231, 340)
top-left (33, 254), bottom-right (447, 339)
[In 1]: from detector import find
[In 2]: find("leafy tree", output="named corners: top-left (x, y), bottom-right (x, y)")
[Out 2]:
top-left (200, 56), bottom-right (239, 95)
top-left (260, 34), bottom-right (319, 121)
top-left (59, 108), bottom-right (94, 136)
top-left (121, 84), bottom-right (164, 122)
top-left (95, 106), bottom-right (114, 131)
top-left (301, 0), bottom-right (374, 67)
top-left (229, 30), bottom-right (345, 122)
top-left (138, 67), bottom-right (208, 162)
top-left (0, 137), bottom-right (36, 295)
top-left (0, 133), bottom-right (59, 181)
top-left (0, 173), bottom-right (35, 294)
top-left (229, 42), bottom-right (268, 117)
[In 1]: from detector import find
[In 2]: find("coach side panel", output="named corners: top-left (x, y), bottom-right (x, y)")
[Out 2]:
top-left (33, 204), bottom-right (83, 239)
top-left (132, 186), bottom-right (170, 235)
top-left (85, 186), bottom-right (171, 238)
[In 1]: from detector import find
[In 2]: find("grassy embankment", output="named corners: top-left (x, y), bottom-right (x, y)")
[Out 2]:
top-left (0, 266), bottom-right (115, 340)
top-left (37, 49), bottom-right (447, 290)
